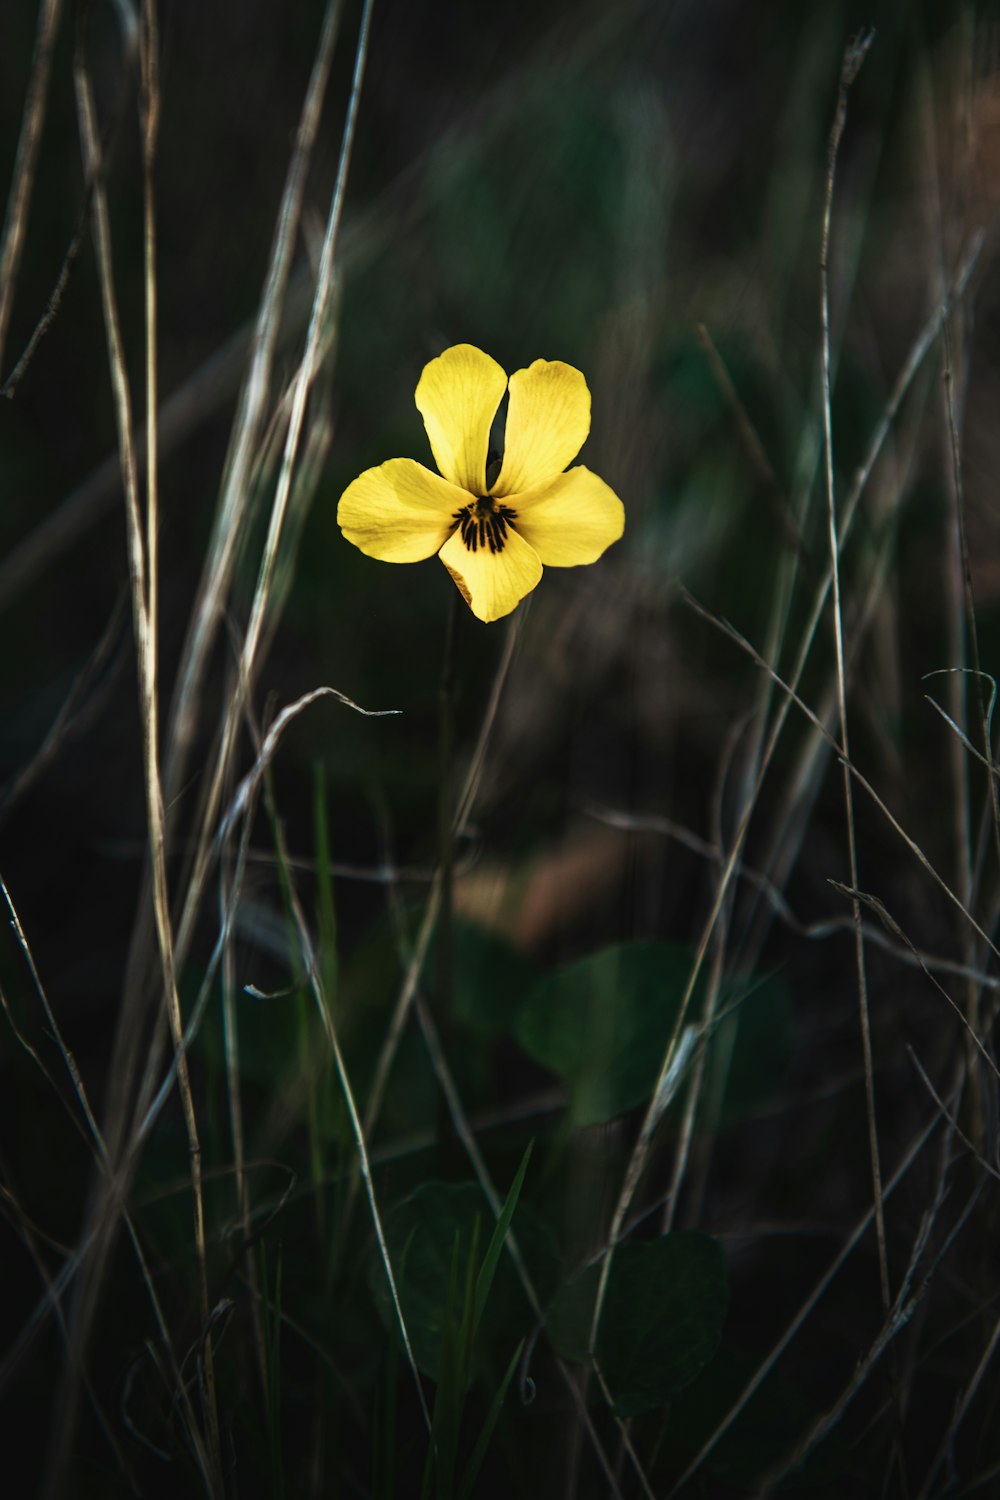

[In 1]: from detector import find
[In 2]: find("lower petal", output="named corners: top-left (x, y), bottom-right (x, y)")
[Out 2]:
top-left (511, 466), bottom-right (625, 566)
top-left (337, 458), bottom-right (469, 563)
top-left (438, 524), bottom-right (542, 623)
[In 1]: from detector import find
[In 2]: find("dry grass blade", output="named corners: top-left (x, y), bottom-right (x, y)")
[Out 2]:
top-left (584, 204), bottom-right (982, 1383)
top-left (163, 0), bottom-right (348, 802)
top-left (682, 588), bottom-right (1000, 966)
top-left (753, 1180), bottom-right (984, 1498)
top-left (915, 1263), bottom-right (1000, 1492)
top-left (373, 860), bottom-right (636, 1500)
top-left (48, 19), bottom-right (365, 1477)
top-left (587, 803), bottom-right (1000, 988)
top-left (61, 24), bottom-right (222, 1494)
top-left (818, 29), bottom-right (890, 1322)
top-left (906, 1047), bottom-right (1000, 1183)
top-left (0, 0), bottom-right (66, 373)
top-left (665, 1106), bottom-right (948, 1497)
top-left (360, 611), bottom-right (523, 1151)
top-left (265, 795), bottom-right (433, 1435)
top-left (198, 0), bottom-right (371, 812)
top-left (126, 684), bottom-right (396, 1156)
top-left (832, 882), bottom-right (1000, 1081)
top-left (128, 0), bottom-right (373, 1156)
top-left (0, 875), bottom-right (212, 1491)
top-left (219, 686), bottom-right (399, 844)
top-left (0, 594), bottom-right (126, 821)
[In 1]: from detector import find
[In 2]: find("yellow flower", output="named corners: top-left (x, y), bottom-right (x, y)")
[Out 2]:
top-left (337, 344), bottom-right (625, 622)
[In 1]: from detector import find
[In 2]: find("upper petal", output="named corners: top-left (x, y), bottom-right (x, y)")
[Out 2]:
top-left (510, 465), bottom-right (624, 566)
top-left (438, 523), bottom-right (543, 623)
top-left (337, 458), bottom-right (467, 562)
top-left (415, 344), bottom-right (508, 494)
top-left (492, 358), bottom-right (591, 496)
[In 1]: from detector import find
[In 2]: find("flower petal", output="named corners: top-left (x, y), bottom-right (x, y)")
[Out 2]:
top-left (510, 466), bottom-right (624, 566)
top-left (337, 458), bottom-right (468, 562)
top-left (415, 344), bottom-right (508, 494)
top-left (438, 524), bottom-right (543, 623)
top-left (492, 358), bottom-right (591, 495)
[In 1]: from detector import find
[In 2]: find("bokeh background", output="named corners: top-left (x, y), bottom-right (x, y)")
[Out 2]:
top-left (4, 0), bottom-right (1000, 1495)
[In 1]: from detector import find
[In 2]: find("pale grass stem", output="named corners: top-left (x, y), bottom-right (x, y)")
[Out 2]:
top-left (585, 209), bottom-right (983, 1439)
top-left (0, 0), bottom-right (66, 373)
top-left (67, 21), bottom-right (224, 1496)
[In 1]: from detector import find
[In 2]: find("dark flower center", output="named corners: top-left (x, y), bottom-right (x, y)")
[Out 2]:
top-left (452, 495), bottom-right (518, 554)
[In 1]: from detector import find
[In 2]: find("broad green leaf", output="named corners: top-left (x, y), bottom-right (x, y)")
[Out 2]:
top-left (447, 922), bottom-right (541, 1042)
top-left (515, 942), bottom-right (789, 1127)
top-left (368, 1180), bottom-right (560, 1382)
top-left (515, 942), bottom-right (698, 1125)
top-left (546, 1231), bottom-right (727, 1415)
top-left (699, 970), bottom-right (792, 1129)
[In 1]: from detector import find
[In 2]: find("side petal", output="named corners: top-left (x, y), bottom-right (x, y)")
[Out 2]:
top-left (337, 458), bottom-right (468, 562)
top-left (493, 358), bottom-right (591, 496)
top-left (438, 524), bottom-right (543, 623)
top-left (415, 344), bottom-right (508, 494)
top-left (510, 466), bottom-right (624, 566)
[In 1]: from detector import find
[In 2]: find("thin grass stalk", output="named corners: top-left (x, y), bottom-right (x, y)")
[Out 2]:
top-left (739, 489), bottom-right (914, 980)
top-left (755, 1177), bottom-right (984, 1499)
top-left (69, 36), bottom-right (222, 1494)
top-left (0, 0), bottom-right (67, 373)
top-left (733, 332), bottom-right (931, 981)
top-left (368, 835), bottom-right (636, 1498)
top-left (0, 592), bottom-right (126, 821)
top-left (1, 37), bottom-right (139, 402)
top-left (199, 0), bottom-right (375, 821)
top-left (819, 31), bottom-right (889, 1323)
top-left (917, 42), bottom-right (999, 1141)
top-left (221, 850), bottom-right (268, 1400)
top-left (408, 1001), bottom-right (636, 1500)
top-left (940, 310), bottom-right (997, 1121)
top-left (163, 0), bottom-right (346, 797)
top-left (922, 1313), bottom-right (1000, 1498)
top-left (662, 706), bottom-right (756, 1233)
top-left (143, 1), bottom-right (371, 1133)
top-left (356, 610), bottom-right (523, 1187)
top-left (103, 0), bottom-right (349, 1201)
top-left (0, 1165), bottom-right (133, 1479)
top-left (0, 875), bottom-right (214, 1491)
top-left (265, 808), bottom-right (433, 1436)
top-left (686, 591), bottom-right (1000, 987)
top-left (665, 1102), bottom-right (948, 1497)
top-left (586, 223), bottom-right (984, 1376)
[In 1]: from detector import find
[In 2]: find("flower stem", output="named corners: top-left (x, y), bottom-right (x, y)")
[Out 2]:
top-left (437, 586), bottom-right (459, 1050)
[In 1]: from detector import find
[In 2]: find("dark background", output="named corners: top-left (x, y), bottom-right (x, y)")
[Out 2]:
top-left (4, 0), bottom-right (1000, 1495)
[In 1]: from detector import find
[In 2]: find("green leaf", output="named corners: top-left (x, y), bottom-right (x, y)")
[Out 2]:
top-left (515, 942), bottom-right (789, 1127)
top-left (515, 942), bottom-right (699, 1125)
top-left (546, 1232), bottom-right (727, 1415)
top-left (700, 970), bottom-right (792, 1129)
top-left (447, 922), bottom-right (541, 1042)
top-left (312, 761), bottom-right (339, 1006)
top-left (474, 1143), bottom-right (533, 1335)
top-left (368, 1180), bottom-right (560, 1383)
top-left (457, 1339), bottom-right (524, 1500)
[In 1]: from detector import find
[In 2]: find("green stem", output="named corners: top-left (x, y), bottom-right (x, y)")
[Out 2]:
top-left (437, 588), bottom-right (459, 1141)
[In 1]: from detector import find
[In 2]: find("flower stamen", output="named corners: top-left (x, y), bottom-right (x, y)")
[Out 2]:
top-left (452, 496), bottom-right (518, 555)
